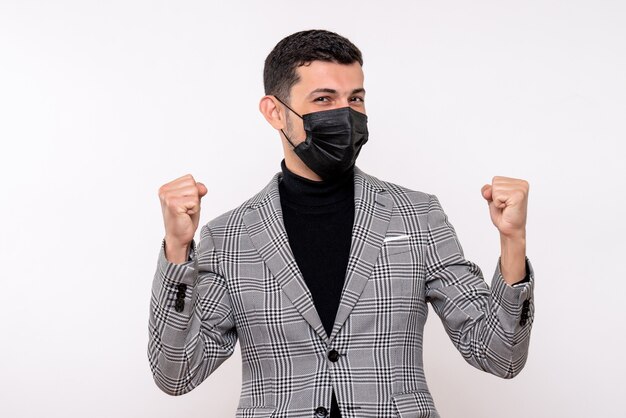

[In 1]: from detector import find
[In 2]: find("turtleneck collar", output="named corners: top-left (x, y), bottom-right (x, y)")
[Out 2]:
top-left (278, 159), bottom-right (355, 207)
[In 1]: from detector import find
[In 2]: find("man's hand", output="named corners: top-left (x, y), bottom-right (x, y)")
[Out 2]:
top-left (481, 176), bottom-right (529, 238)
top-left (481, 176), bottom-right (529, 285)
top-left (158, 174), bottom-right (208, 264)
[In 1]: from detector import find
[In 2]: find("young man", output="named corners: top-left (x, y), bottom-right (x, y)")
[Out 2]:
top-left (149, 30), bottom-right (534, 418)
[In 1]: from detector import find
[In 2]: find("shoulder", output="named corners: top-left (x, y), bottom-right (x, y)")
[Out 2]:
top-left (202, 172), bottom-right (281, 233)
top-left (356, 167), bottom-right (438, 209)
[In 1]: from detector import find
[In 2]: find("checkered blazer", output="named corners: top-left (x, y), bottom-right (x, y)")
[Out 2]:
top-left (148, 167), bottom-right (535, 418)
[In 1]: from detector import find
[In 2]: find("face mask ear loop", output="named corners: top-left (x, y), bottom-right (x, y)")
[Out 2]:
top-left (280, 129), bottom-right (298, 149)
top-left (274, 96), bottom-right (303, 149)
top-left (274, 96), bottom-right (303, 119)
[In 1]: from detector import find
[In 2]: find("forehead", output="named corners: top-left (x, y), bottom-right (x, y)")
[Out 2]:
top-left (291, 61), bottom-right (364, 95)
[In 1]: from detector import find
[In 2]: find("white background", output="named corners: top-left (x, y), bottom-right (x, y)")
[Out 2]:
top-left (1, 1), bottom-right (624, 417)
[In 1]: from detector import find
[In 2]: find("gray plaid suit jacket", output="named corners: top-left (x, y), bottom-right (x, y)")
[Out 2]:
top-left (148, 167), bottom-right (535, 418)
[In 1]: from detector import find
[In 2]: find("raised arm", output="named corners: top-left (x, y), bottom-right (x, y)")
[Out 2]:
top-left (148, 175), bottom-right (237, 395)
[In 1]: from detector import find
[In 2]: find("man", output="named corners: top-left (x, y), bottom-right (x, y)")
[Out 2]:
top-left (149, 30), bottom-right (534, 418)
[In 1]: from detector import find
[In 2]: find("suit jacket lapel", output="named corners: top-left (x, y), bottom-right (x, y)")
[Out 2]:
top-left (329, 167), bottom-right (393, 342)
top-left (243, 174), bottom-right (328, 342)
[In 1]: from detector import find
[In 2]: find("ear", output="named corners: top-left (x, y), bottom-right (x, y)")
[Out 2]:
top-left (259, 95), bottom-right (286, 130)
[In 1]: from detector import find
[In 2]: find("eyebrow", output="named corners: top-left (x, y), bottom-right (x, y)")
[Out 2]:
top-left (307, 88), bottom-right (366, 98)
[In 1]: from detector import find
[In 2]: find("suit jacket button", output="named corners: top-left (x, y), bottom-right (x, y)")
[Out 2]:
top-left (314, 406), bottom-right (328, 417)
top-left (328, 350), bottom-right (340, 362)
top-left (175, 299), bottom-right (185, 312)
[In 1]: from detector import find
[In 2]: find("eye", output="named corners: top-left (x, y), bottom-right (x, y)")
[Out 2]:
top-left (314, 96), bottom-right (331, 102)
top-left (350, 96), bottom-right (364, 103)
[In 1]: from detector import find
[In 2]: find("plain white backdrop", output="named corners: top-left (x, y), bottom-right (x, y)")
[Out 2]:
top-left (1, 1), bottom-right (624, 417)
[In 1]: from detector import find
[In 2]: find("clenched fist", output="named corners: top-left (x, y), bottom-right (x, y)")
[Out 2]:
top-left (158, 174), bottom-right (208, 263)
top-left (481, 176), bottom-right (529, 238)
top-left (481, 176), bottom-right (529, 284)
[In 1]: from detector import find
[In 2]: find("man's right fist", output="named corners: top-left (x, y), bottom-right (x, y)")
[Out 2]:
top-left (158, 174), bottom-right (208, 263)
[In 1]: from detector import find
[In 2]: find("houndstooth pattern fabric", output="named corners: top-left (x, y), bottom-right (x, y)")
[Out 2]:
top-left (148, 167), bottom-right (535, 418)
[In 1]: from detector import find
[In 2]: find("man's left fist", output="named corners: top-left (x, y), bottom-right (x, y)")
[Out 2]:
top-left (481, 176), bottom-right (529, 238)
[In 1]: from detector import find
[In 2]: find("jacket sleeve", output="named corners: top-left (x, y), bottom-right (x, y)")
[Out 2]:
top-left (148, 225), bottom-right (237, 395)
top-left (423, 194), bottom-right (534, 379)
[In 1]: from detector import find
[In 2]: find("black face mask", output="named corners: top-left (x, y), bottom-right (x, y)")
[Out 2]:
top-left (276, 97), bottom-right (369, 181)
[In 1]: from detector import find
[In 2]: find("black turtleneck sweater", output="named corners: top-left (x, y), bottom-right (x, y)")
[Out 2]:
top-left (278, 159), bottom-right (355, 337)
top-left (278, 159), bottom-right (354, 418)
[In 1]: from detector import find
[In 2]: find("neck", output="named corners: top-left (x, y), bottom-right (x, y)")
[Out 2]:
top-left (279, 159), bottom-right (354, 207)
top-left (283, 154), bottom-right (323, 181)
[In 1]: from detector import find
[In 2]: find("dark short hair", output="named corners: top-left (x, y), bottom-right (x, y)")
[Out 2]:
top-left (263, 29), bottom-right (363, 103)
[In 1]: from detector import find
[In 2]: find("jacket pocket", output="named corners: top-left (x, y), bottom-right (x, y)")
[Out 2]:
top-left (392, 390), bottom-right (439, 418)
top-left (235, 407), bottom-right (275, 418)
top-left (382, 237), bottom-right (413, 256)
